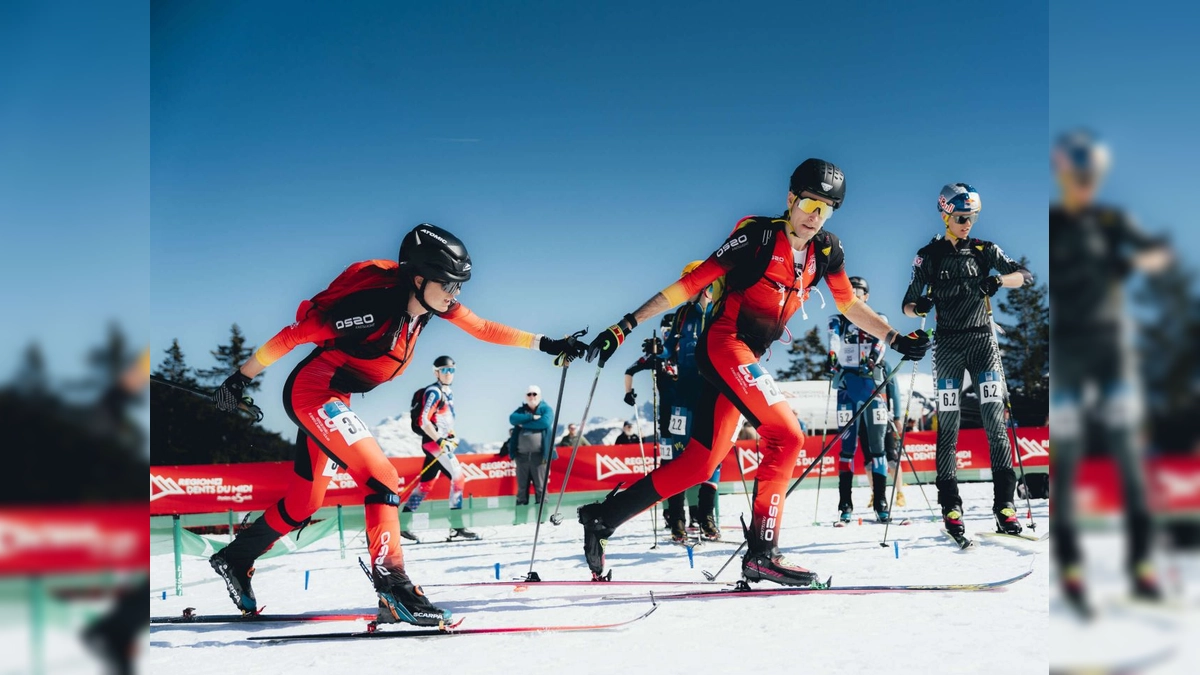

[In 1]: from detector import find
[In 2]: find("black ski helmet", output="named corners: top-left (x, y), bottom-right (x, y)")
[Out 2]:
top-left (849, 276), bottom-right (869, 295)
top-left (398, 224), bottom-right (473, 283)
top-left (789, 158), bottom-right (846, 210)
top-left (433, 355), bottom-right (455, 368)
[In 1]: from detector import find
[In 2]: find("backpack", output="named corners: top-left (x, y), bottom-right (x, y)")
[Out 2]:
top-left (295, 259), bottom-right (402, 322)
top-left (713, 217), bottom-right (842, 305)
top-left (296, 259), bottom-right (430, 359)
top-left (409, 384), bottom-right (438, 436)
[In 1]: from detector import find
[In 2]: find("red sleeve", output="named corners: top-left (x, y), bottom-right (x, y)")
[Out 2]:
top-left (824, 267), bottom-right (859, 313)
top-left (254, 312), bottom-right (339, 367)
top-left (661, 257), bottom-right (727, 307)
top-left (442, 302), bottom-right (537, 348)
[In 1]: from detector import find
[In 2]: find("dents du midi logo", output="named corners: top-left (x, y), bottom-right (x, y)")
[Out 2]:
top-left (150, 474), bottom-right (254, 504)
top-left (595, 454), bottom-right (655, 481)
top-left (1015, 437), bottom-right (1050, 463)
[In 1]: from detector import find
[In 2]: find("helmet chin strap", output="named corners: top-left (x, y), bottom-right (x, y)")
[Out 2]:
top-left (413, 277), bottom-right (444, 315)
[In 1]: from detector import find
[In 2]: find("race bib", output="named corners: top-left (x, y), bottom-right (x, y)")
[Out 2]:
top-left (978, 371), bottom-right (1005, 405)
top-left (660, 443), bottom-right (675, 461)
top-left (321, 457), bottom-right (339, 477)
top-left (837, 408), bottom-right (853, 426)
top-left (936, 379), bottom-right (961, 412)
top-left (754, 372), bottom-right (786, 407)
top-left (872, 407), bottom-right (888, 425)
top-left (322, 401), bottom-right (373, 446)
top-left (840, 344), bottom-right (860, 368)
top-left (669, 413), bottom-right (687, 436)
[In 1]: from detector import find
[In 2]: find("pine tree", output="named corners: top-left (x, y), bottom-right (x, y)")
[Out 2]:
top-left (197, 323), bottom-right (260, 391)
top-left (78, 322), bottom-right (131, 393)
top-left (150, 336), bottom-right (290, 465)
top-left (995, 256), bottom-right (1049, 425)
top-left (155, 339), bottom-right (198, 386)
top-left (1136, 261), bottom-right (1200, 450)
top-left (775, 326), bottom-right (828, 381)
top-left (14, 342), bottom-right (51, 397)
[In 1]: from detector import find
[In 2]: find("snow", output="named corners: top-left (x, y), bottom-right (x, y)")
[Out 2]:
top-left (1050, 527), bottom-right (1200, 674)
top-left (146, 482), bottom-right (1058, 674)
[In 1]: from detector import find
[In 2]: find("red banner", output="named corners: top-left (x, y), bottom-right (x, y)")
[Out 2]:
top-left (1075, 456), bottom-right (1200, 515)
top-left (151, 427), bottom-right (1049, 515)
top-left (0, 504), bottom-right (149, 575)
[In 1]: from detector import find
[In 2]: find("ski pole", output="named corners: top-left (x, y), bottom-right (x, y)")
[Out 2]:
top-left (396, 443), bottom-right (457, 505)
top-left (548, 365), bottom-right (605, 526)
top-left (150, 374), bottom-right (264, 422)
top-left (812, 376), bottom-right (836, 525)
top-left (648, 339), bottom-right (661, 544)
top-left (735, 428), bottom-right (754, 512)
top-left (887, 416), bottom-right (937, 522)
top-left (632, 398), bottom-right (658, 548)
top-left (703, 357), bottom-right (911, 581)
top-left (986, 297), bottom-right (1036, 530)
top-left (881, 309), bottom-right (931, 546)
top-left (525, 356), bottom-right (574, 581)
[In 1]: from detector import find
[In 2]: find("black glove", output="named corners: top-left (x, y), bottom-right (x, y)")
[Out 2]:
top-left (624, 390), bottom-right (637, 406)
top-left (978, 275), bottom-right (1003, 297)
top-left (214, 371), bottom-right (252, 412)
top-left (912, 296), bottom-right (934, 317)
top-left (586, 313), bottom-right (637, 366)
top-left (890, 330), bottom-right (932, 361)
top-left (641, 336), bottom-right (663, 356)
top-left (539, 331), bottom-right (588, 364)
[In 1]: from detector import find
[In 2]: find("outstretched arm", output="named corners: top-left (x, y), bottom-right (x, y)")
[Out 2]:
top-left (442, 303), bottom-right (538, 348)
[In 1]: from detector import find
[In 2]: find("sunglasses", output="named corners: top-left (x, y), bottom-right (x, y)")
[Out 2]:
top-left (432, 280), bottom-right (462, 294)
top-left (793, 197), bottom-right (834, 219)
top-left (437, 367), bottom-right (456, 374)
top-left (526, 392), bottom-right (539, 397)
top-left (950, 213), bottom-right (979, 225)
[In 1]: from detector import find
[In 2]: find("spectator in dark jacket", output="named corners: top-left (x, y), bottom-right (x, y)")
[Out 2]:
top-left (614, 422), bottom-right (641, 445)
top-left (508, 385), bottom-right (555, 505)
top-left (558, 423), bottom-right (590, 447)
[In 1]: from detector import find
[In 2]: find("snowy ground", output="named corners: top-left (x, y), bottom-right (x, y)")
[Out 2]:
top-left (1049, 526), bottom-right (1200, 674)
top-left (145, 482), bottom-right (1051, 675)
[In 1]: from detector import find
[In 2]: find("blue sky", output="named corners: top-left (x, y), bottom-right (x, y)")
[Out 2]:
top-left (148, 1), bottom-right (1049, 445)
top-left (0, 2), bottom-right (149, 393)
top-left (1050, 2), bottom-right (1198, 259)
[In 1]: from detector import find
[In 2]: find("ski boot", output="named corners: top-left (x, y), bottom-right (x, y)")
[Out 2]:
top-left (449, 527), bottom-right (480, 541)
top-left (373, 568), bottom-right (451, 627)
top-left (942, 503), bottom-right (966, 538)
top-left (837, 503), bottom-right (853, 525)
top-left (700, 514), bottom-right (721, 541)
top-left (1060, 564), bottom-right (1093, 620)
top-left (669, 517), bottom-right (688, 544)
top-left (871, 472), bottom-right (891, 523)
top-left (873, 496), bottom-right (891, 524)
top-left (1131, 560), bottom-right (1164, 602)
top-left (895, 490), bottom-right (907, 507)
top-left (578, 502), bottom-right (615, 579)
top-left (209, 548), bottom-right (258, 614)
top-left (994, 503), bottom-right (1024, 535)
top-left (742, 543), bottom-right (819, 587)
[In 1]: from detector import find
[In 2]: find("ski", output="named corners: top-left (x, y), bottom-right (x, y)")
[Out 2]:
top-left (247, 603), bottom-right (658, 642)
top-left (424, 578), bottom-right (725, 588)
top-left (833, 518), bottom-right (911, 527)
top-left (977, 530), bottom-right (1047, 543)
top-left (601, 568), bottom-right (1032, 601)
top-left (152, 608), bottom-right (375, 625)
top-left (942, 529), bottom-right (976, 550)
